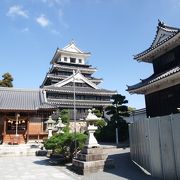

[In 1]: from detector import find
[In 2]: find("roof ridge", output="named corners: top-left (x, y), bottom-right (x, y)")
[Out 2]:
top-left (158, 20), bottom-right (180, 31)
top-left (0, 87), bottom-right (40, 92)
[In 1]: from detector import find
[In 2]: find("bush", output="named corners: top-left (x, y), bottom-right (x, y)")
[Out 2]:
top-left (60, 109), bottom-right (70, 124)
top-left (44, 132), bottom-right (87, 161)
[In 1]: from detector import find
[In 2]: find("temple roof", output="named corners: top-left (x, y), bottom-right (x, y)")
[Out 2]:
top-left (50, 41), bottom-right (91, 64)
top-left (46, 98), bottom-right (113, 107)
top-left (127, 65), bottom-right (180, 94)
top-left (52, 63), bottom-right (97, 73)
top-left (46, 70), bottom-right (100, 89)
top-left (62, 41), bottom-right (89, 54)
top-left (134, 21), bottom-right (180, 62)
top-left (43, 70), bottom-right (116, 95)
top-left (44, 86), bottom-right (117, 95)
top-left (0, 87), bottom-right (55, 111)
top-left (47, 74), bottom-right (103, 83)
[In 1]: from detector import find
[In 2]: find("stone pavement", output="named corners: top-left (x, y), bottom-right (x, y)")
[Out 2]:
top-left (0, 156), bottom-right (79, 180)
top-left (81, 148), bottom-right (159, 180)
top-left (0, 147), bottom-right (160, 180)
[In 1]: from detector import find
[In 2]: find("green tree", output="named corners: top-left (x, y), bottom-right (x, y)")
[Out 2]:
top-left (51, 109), bottom-right (70, 133)
top-left (60, 109), bottom-right (70, 124)
top-left (105, 94), bottom-right (129, 124)
top-left (0, 72), bottom-right (13, 87)
top-left (92, 108), bottom-right (106, 129)
top-left (103, 94), bottom-right (130, 142)
top-left (44, 132), bottom-right (87, 161)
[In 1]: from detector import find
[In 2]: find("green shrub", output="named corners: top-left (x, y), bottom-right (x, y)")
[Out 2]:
top-left (44, 132), bottom-right (87, 161)
top-left (60, 109), bottom-right (70, 124)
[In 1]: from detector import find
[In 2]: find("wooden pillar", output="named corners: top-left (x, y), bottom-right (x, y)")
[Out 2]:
top-left (3, 115), bottom-right (6, 135)
top-left (3, 115), bottom-right (6, 144)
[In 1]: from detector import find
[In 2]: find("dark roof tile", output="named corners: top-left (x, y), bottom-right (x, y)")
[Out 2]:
top-left (127, 65), bottom-right (180, 91)
top-left (0, 88), bottom-right (55, 111)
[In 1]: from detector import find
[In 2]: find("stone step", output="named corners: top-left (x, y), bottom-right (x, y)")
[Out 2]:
top-left (3, 134), bottom-right (26, 144)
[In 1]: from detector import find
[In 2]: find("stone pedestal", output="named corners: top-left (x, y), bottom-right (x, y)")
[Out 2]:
top-left (72, 109), bottom-right (114, 175)
top-left (72, 147), bottom-right (113, 175)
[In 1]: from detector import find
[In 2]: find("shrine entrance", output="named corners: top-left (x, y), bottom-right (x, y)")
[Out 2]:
top-left (3, 115), bottom-right (28, 144)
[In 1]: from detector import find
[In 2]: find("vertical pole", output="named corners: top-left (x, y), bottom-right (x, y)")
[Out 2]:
top-left (73, 70), bottom-right (77, 158)
top-left (15, 114), bottom-right (20, 136)
top-left (116, 127), bottom-right (119, 146)
top-left (115, 120), bottom-right (119, 146)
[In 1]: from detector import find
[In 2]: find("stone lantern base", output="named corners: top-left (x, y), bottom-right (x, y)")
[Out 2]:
top-left (72, 147), bottom-right (114, 175)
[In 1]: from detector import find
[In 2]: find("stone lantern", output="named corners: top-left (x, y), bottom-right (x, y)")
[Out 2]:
top-left (85, 109), bottom-right (101, 148)
top-left (45, 116), bottom-right (55, 139)
top-left (72, 109), bottom-right (114, 175)
top-left (55, 117), bottom-right (66, 134)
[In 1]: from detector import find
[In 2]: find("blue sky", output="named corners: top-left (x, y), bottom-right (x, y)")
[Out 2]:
top-left (1, 0), bottom-right (180, 109)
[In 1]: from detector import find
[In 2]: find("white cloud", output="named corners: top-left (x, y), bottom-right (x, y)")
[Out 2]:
top-left (7, 5), bottom-right (28, 18)
top-left (36, 14), bottom-right (50, 27)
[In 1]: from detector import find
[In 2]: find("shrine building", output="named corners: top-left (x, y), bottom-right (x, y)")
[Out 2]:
top-left (127, 21), bottom-right (180, 117)
top-left (0, 88), bottom-right (54, 144)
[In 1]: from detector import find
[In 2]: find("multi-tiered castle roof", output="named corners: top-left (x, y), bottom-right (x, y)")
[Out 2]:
top-left (41, 42), bottom-right (117, 117)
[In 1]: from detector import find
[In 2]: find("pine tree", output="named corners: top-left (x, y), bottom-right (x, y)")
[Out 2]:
top-left (0, 73), bottom-right (13, 87)
top-left (105, 94), bottom-right (130, 142)
top-left (105, 94), bottom-right (129, 125)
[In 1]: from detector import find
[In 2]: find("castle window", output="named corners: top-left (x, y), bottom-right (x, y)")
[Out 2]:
top-left (70, 58), bottom-right (76, 63)
top-left (79, 59), bottom-right (82, 63)
top-left (64, 57), bottom-right (67, 62)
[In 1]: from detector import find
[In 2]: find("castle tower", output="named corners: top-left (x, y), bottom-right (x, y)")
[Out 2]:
top-left (41, 41), bottom-right (117, 120)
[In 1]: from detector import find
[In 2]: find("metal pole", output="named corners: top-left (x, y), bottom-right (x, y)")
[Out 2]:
top-left (73, 71), bottom-right (77, 158)
top-left (15, 114), bottom-right (20, 136)
top-left (116, 127), bottom-right (119, 146)
top-left (115, 121), bottom-right (119, 146)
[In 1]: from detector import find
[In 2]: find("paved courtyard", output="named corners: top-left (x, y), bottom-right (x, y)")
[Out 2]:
top-left (0, 156), bottom-right (78, 180)
top-left (0, 148), bottom-right (159, 180)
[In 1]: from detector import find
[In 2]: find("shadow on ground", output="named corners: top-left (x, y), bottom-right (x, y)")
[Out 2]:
top-left (104, 151), bottom-right (159, 180)
top-left (33, 150), bottom-right (160, 179)
top-left (33, 157), bottom-right (67, 167)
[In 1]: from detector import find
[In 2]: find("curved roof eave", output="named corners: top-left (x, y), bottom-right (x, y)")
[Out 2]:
top-left (134, 21), bottom-right (180, 62)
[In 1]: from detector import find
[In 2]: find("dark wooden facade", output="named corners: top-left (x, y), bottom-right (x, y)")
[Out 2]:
top-left (145, 84), bottom-right (180, 117)
top-left (127, 21), bottom-right (180, 117)
top-left (153, 45), bottom-right (180, 74)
